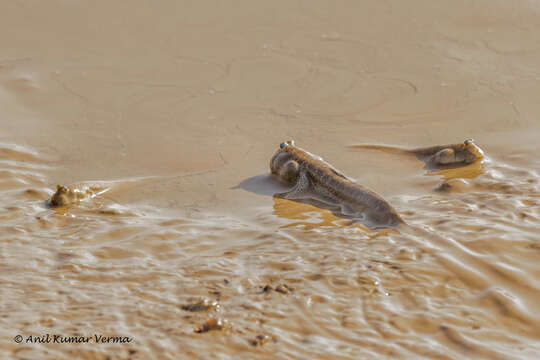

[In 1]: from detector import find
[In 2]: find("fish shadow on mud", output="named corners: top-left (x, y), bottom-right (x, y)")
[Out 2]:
top-left (231, 174), bottom-right (289, 197)
top-left (232, 174), bottom-right (361, 223)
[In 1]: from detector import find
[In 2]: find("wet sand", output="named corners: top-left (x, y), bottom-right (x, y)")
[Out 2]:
top-left (1, 1), bottom-right (540, 359)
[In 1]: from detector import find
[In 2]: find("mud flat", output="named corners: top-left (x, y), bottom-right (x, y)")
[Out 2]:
top-left (1, 1), bottom-right (540, 359)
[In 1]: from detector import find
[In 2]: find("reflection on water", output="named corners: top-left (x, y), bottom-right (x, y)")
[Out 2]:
top-left (426, 159), bottom-right (487, 181)
top-left (273, 198), bottom-right (352, 230)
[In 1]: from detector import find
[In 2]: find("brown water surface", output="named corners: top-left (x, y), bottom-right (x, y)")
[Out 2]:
top-left (1, 1), bottom-right (540, 359)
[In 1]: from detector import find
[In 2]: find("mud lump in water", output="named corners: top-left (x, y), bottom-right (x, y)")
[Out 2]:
top-left (48, 185), bottom-right (87, 207)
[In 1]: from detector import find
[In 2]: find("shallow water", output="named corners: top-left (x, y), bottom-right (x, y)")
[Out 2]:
top-left (1, 1), bottom-right (540, 359)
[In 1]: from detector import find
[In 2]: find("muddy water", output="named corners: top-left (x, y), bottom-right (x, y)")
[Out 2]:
top-left (1, 1), bottom-right (540, 359)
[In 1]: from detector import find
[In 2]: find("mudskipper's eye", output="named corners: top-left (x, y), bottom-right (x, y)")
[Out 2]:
top-left (464, 140), bottom-right (470, 145)
top-left (280, 143), bottom-right (285, 149)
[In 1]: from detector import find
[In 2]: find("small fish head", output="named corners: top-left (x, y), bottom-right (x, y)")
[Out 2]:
top-left (270, 141), bottom-right (299, 183)
top-left (462, 139), bottom-right (485, 162)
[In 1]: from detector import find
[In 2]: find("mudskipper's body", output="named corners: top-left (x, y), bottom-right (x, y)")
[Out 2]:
top-left (348, 139), bottom-right (485, 168)
top-left (270, 141), bottom-right (404, 229)
top-left (410, 139), bottom-right (485, 166)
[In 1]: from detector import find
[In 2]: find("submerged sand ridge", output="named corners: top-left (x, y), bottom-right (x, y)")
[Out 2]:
top-left (2, 0), bottom-right (540, 358)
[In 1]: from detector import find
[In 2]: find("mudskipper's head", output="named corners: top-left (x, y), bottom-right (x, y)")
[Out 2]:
top-left (270, 140), bottom-right (299, 183)
top-left (49, 185), bottom-right (69, 207)
top-left (461, 139), bottom-right (485, 163)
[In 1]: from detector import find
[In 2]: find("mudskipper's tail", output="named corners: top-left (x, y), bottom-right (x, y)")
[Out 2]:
top-left (346, 144), bottom-right (412, 156)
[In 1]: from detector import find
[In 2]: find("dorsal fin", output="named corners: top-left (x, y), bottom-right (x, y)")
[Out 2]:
top-left (330, 167), bottom-right (348, 179)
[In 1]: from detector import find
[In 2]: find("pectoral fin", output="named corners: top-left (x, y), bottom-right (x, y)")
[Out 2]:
top-left (433, 148), bottom-right (456, 165)
top-left (274, 170), bottom-right (310, 200)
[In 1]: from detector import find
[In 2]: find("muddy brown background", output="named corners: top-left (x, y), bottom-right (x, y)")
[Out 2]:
top-left (1, 1), bottom-right (539, 359)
